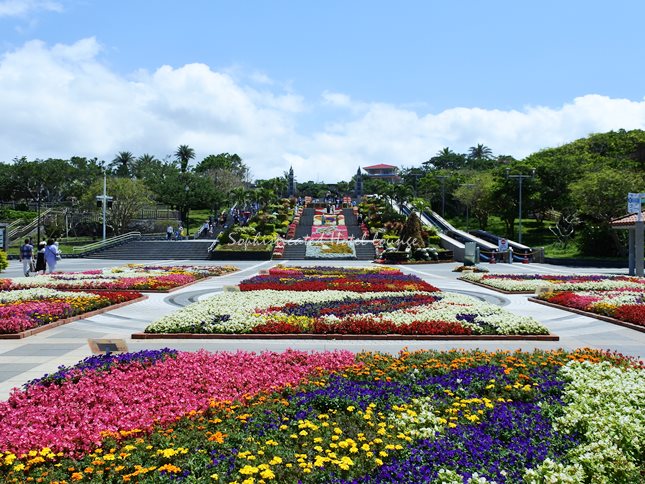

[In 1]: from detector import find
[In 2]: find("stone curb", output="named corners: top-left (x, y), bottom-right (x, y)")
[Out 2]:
top-left (131, 332), bottom-right (559, 341)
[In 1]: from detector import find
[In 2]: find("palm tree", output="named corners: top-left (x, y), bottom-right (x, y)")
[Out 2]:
top-left (175, 145), bottom-right (195, 173)
top-left (467, 144), bottom-right (494, 170)
top-left (132, 153), bottom-right (158, 179)
top-left (110, 151), bottom-right (135, 177)
top-left (229, 187), bottom-right (250, 210)
top-left (468, 144), bottom-right (493, 160)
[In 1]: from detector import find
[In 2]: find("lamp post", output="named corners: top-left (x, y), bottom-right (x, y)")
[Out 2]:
top-left (36, 185), bottom-right (43, 246)
top-left (460, 184), bottom-right (475, 231)
top-left (505, 168), bottom-right (535, 244)
top-left (95, 172), bottom-right (113, 241)
top-left (436, 176), bottom-right (448, 217)
top-left (184, 184), bottom-right (190, 237)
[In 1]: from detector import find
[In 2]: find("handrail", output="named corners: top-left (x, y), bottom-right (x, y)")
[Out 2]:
top-left (72, 231), bottom-right (142, 253)
top-left (8, 208), bottom-right (55, 239)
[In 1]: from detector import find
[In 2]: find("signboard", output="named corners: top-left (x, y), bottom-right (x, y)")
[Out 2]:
top-left (88, 338), bottom-right (128, 355)
top-left (498, 238), bottom-right (509, 252)
top-left (0, 224), bottom-right (5, 251)
top-left (627, 192), bottom-right (642, 214)
top-left (464, 242), bottom-right (477, 266)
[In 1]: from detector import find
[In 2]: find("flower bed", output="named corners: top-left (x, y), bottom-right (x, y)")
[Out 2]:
top-left (239, 267), bottom-right (439, 293)
top-left (3, 264), bottom-right (238, 292)
top-left (305, 241), bottom-right (356, 259)
top-left (536, 289), bottom-right (645, 329)
top-left (460, 273), bottom-right (645, 293)
top-left (143, 289), bottom-right (549, 335)
top-left (0, 348), bottom-right (642, 483)
top-left (0, 288), bottom-right (143, 334)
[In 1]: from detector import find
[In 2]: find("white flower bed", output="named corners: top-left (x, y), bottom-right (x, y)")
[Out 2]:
top-left (459, 273), bottom-right (645, 293)
top-left (0, 288), bottom-right (100, 302)
top-left (524, 361), bottom-right (645, 482)
top-left (144, 290), bottom-right (548, 335)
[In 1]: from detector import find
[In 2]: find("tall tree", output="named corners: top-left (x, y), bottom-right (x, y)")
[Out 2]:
top-left (175, 145), bottom-right (195, 173)
top-left (423, 147), bottom-right (467, 171)
top-left (110, 151), bottom-right (136, 177)
top-left (467, 144), bottom-right (494, 170)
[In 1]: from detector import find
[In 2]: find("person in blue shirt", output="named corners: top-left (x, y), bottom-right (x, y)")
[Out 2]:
top-left (19, 238), bottom-right (34, 276)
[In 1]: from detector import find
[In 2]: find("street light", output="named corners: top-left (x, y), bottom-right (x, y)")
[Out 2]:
top-left (36, 185), bottom-right (43, 246)
top-left (505, 168), bottom-right (536, 244)
top-left (460, 184), bottom-right (475, 231)
top-left (436, 176), bottom-right (448, 217)
top-left (184, 184), bottom-right (190, 237)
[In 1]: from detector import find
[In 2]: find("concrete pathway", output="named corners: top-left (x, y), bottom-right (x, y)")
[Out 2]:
top-left (1, 258), bottom-right (643, 400)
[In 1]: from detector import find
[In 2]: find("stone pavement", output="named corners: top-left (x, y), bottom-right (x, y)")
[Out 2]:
top-left (1, 258), bottom-right (644, 400)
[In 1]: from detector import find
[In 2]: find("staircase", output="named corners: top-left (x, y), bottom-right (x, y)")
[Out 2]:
top-left (85, 240), bottom-right (214, 260)
top-left (278, 206), bottom-right (376, 261)
top-left (354, 242), bottom-right (376, 260)
top-left (282, 241), bottom-right (307, 260)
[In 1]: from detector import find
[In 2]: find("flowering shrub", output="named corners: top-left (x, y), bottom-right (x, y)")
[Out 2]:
top-left (0, 348), bottom-right (641, 482)
top-left (0, 289), bottom-right (142, 334)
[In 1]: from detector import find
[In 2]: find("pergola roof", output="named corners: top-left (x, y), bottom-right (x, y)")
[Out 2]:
top-left (611, 211), bottom-right (645, 228)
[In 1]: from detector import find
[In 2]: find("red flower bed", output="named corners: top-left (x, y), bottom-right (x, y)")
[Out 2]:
top-left (312, 317), bottom-right (471, 335)
top-left (613, 305), bottom-right (645, 327)
top-left (543, 292), bottom-right (599, 311)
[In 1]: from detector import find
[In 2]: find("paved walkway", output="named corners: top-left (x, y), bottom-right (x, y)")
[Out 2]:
top-left (1, 258), bottom-right (643, 400)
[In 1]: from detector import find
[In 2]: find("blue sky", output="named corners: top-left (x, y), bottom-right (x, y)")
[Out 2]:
top-left (1, 0), bottom-right (645, 182)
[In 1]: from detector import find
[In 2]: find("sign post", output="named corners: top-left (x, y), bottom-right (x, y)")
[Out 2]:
top-left (628, 193), bottom-right (644, 276)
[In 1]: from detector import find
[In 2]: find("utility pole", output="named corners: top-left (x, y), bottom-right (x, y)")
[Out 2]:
top-left (436, 176), bottom-right (448, 217)
top-left (506, 168), bottom-right (535, 244)
top-left (95, 172), bottom-right (113, 241)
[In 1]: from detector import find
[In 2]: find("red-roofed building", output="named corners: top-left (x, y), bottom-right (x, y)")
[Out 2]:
top-left (363, 164), bottom-right (400, 183)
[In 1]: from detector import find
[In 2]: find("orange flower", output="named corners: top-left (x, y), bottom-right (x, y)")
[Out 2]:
top-left (208, 431), bottom-right (227, 443)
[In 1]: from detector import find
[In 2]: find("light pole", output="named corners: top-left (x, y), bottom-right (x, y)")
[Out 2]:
top-left (460, 184), bottom-right (475, 231)
top-left (506, 168), bottom-right (535, 244)
top-left (184, 184), bottom-right (190, 237)
top-left (36, 186), bottom-right (42, 245)
top-left (95, 172), bottom-right (113, 241)
top-left (436, 176), bottom-right (448, 217)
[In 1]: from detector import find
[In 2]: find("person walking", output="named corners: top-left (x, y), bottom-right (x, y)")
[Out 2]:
top-left (35, 241), bottom-right (47, 275)
top-left (44, 238), bottom-right (61, 273)
top-left (19, 238), bottom-right (34, 277)
top-left (166, 224), bottom-right (173, 240)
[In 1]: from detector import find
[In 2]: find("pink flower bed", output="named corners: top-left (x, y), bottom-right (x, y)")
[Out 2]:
top-left (0, 349), bottom-right (356, 457)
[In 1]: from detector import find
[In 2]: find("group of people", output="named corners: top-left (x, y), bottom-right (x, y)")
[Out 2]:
top-left (165, 224), bottom-right (185, 240)
top-left (18, 238), bottom-right (62, 276)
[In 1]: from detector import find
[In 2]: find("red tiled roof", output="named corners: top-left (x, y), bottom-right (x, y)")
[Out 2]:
top-left (611, 211), bottom-right (645, 227)
top-left (363, 164), bottom-right (397, 170)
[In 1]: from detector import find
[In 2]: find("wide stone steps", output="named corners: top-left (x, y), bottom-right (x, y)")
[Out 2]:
top-left (84, 240), bottom-right (214, 260)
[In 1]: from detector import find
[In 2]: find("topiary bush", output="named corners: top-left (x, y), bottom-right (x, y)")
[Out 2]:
top-left (0, 250), bottom-right (8, 272)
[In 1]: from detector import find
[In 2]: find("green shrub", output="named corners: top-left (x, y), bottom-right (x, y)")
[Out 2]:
top-left (382, 251), bottom-right (410, 262)
top-left (0, 250), bottom-right (8, 272)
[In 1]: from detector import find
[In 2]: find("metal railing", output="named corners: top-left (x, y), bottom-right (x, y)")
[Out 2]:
top-left (72, 231), bottom-right (141, 253)
top-left (8, 208), bottom-right (55, 240)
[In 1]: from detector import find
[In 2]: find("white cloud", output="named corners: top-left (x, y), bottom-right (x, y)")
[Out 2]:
top-left (1, 37), bottom-right (645, 182)
top-left (0, 0), bottom-right (62, 17)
